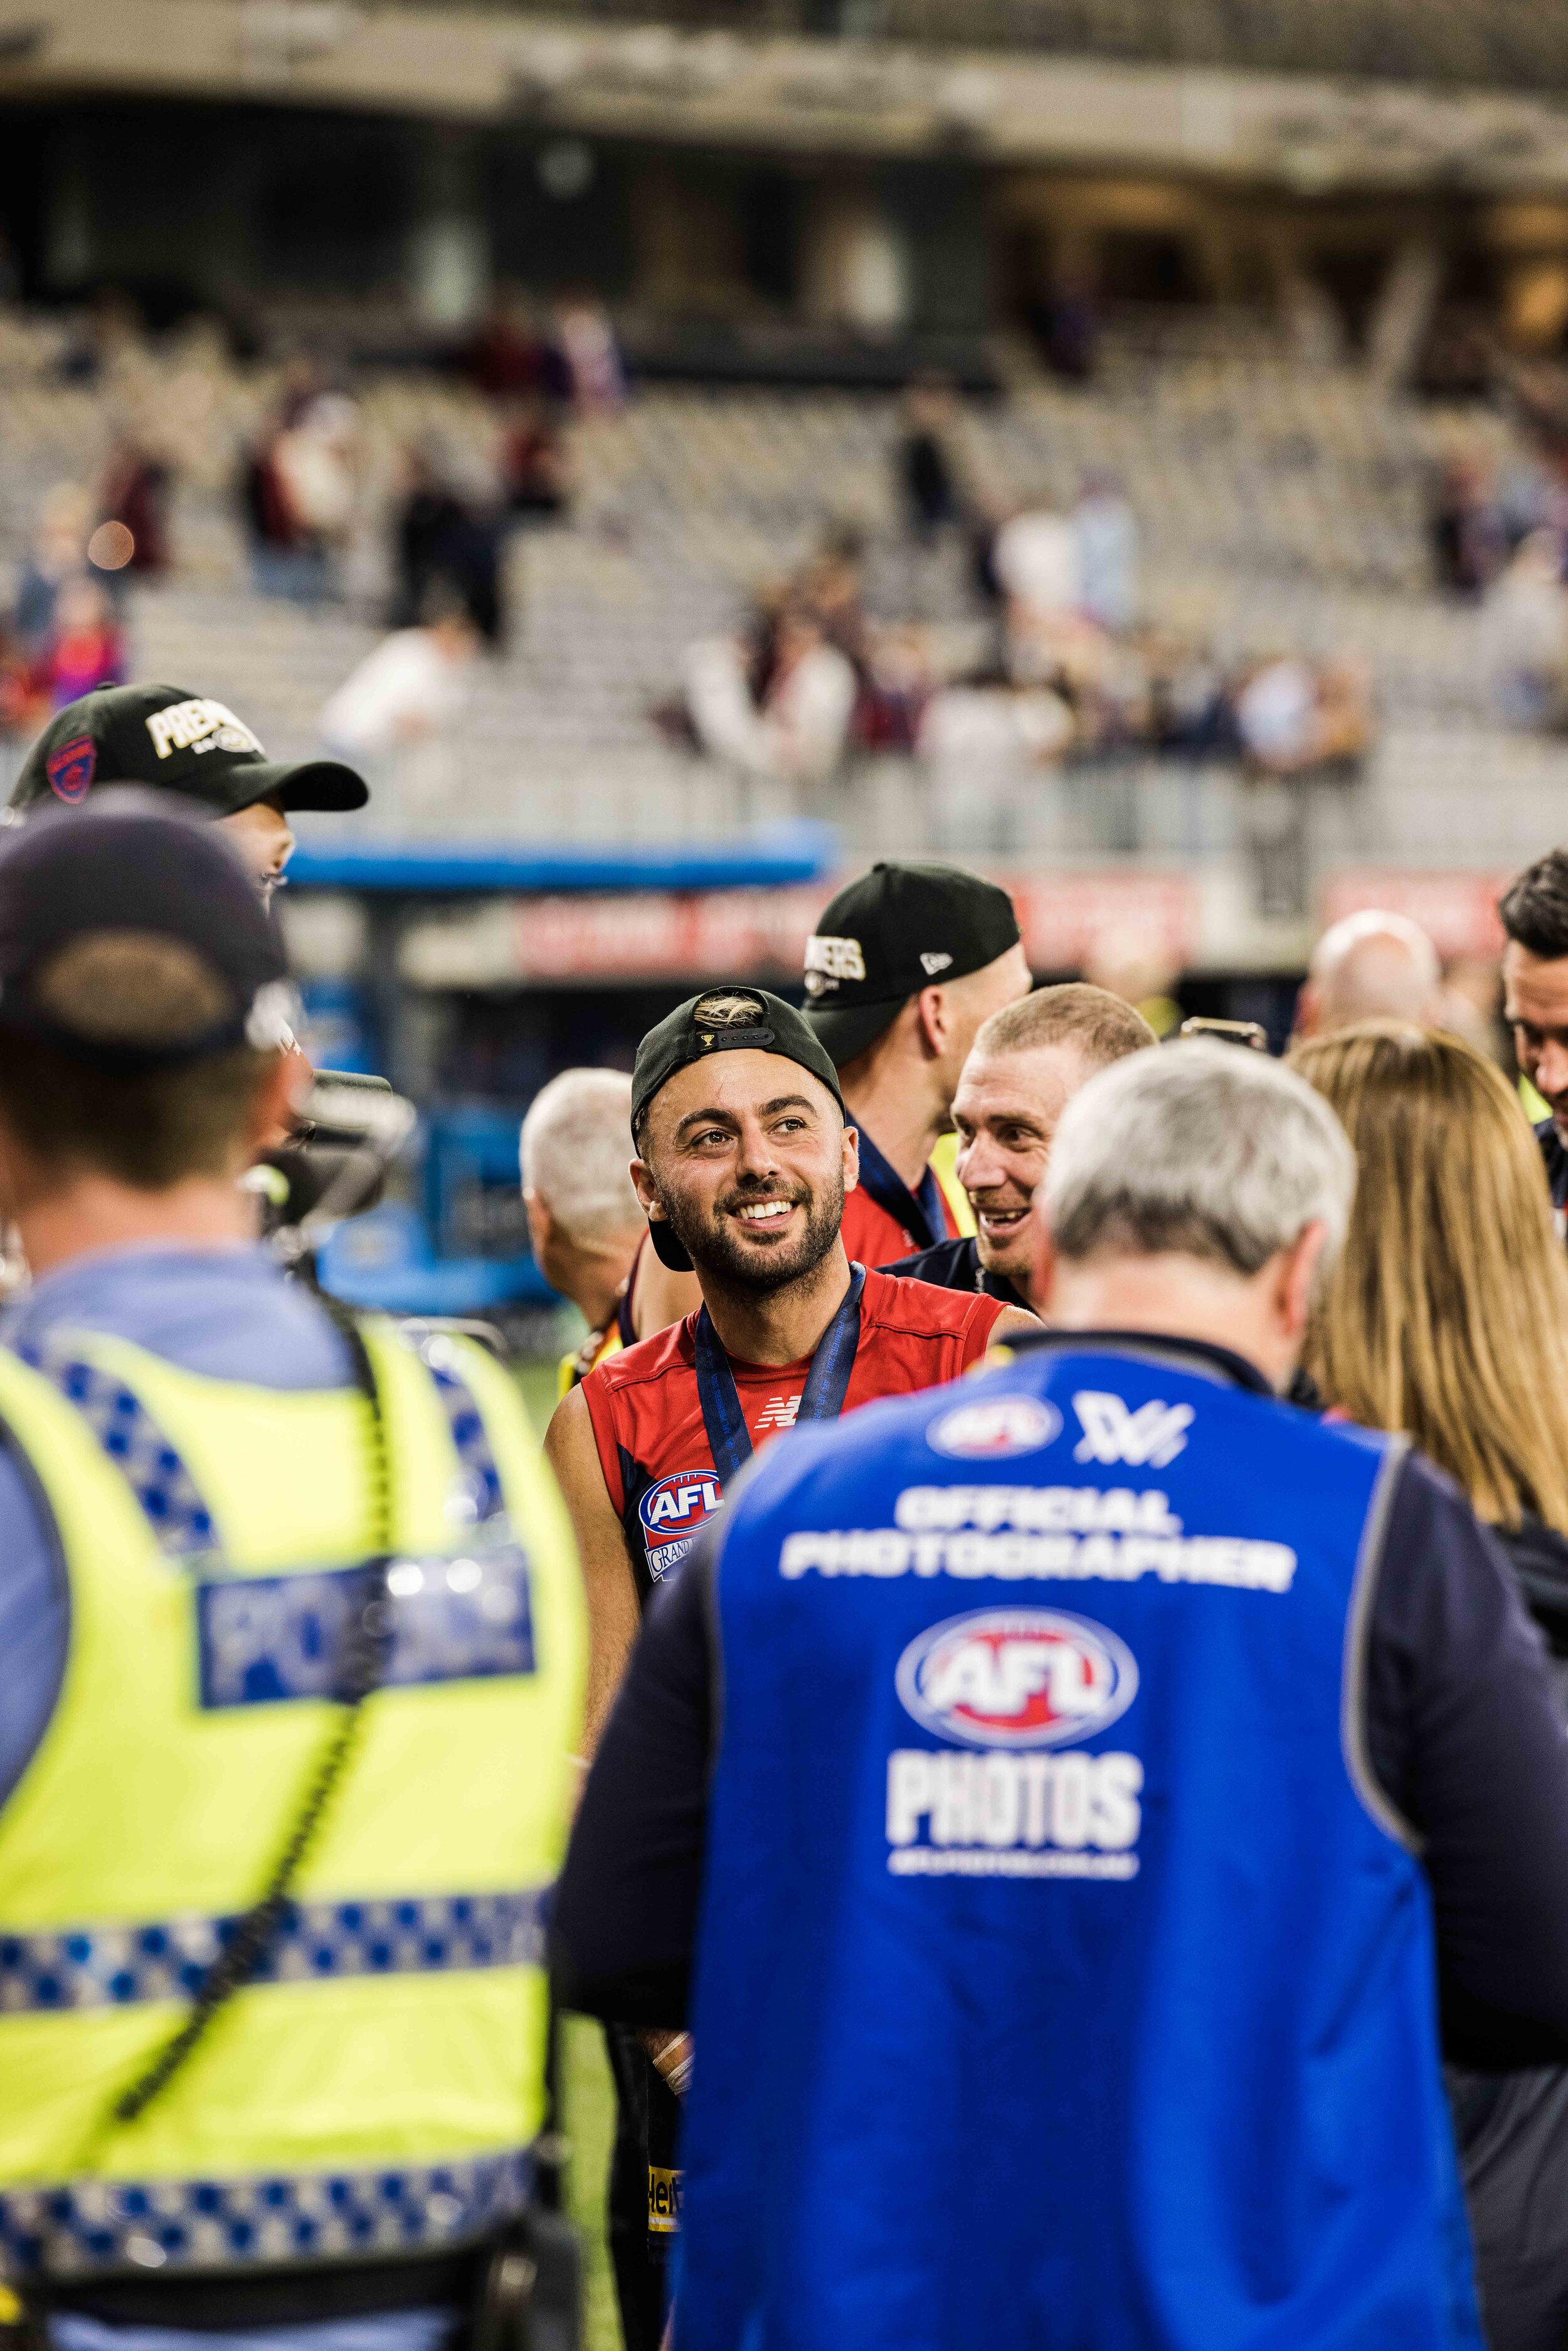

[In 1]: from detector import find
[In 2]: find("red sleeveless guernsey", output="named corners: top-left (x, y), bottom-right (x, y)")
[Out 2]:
top-left (581, 1266), bottom-right (1005, 1603)
top-left (839, 1179), bottom-right (962, 1272)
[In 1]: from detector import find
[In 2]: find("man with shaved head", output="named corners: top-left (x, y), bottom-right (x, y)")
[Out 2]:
top-left (1293, 909), bottom-right (1442, 1041)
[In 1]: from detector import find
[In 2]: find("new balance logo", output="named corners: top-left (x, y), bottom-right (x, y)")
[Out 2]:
top-left (1071, 1392), bottom-right (1194, 1469)
top-left (755, 1394), bottom-right (802, 1433)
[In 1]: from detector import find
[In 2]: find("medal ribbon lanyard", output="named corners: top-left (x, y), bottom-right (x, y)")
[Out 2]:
top-left (692, 1265), bottom-right (867, 1487)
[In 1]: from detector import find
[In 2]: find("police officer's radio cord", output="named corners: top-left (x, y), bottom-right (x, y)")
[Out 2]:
top-left (105, 1300), bottom-right (395, 2134)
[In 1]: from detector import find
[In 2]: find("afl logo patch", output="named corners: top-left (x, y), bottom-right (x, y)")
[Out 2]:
top-left (927, 1394), bottom-right (1060, 1460)
top-left (46, 734), bottom-right (96, 804)
top-left (638, 1470), bottom-right (722, 1579)
top-left (896, 1608), bottom-right (1138, 1750)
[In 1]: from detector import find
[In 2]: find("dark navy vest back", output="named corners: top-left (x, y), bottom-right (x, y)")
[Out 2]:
top-left (679, 1341), bottom-right (1482, 2351)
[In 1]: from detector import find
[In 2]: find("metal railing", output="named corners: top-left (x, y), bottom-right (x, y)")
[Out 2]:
top-left (396, 0), bottom-right (1568, 98)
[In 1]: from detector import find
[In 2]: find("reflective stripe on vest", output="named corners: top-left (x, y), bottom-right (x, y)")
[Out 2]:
top-left (0, 1320), bottom-right (586, 2281)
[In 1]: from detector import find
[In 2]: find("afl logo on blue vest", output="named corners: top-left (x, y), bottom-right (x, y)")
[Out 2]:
top-left (640, 1471), bottom-right (722, 1578)
top-left (896, 1608), bottom-right (1138, 1749)
top-left (927, 1395), bottom-right (1060, 1461)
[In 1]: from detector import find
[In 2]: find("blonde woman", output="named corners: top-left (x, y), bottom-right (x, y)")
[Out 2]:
top-left (1291, 1020), bottom-right (1568, 2351)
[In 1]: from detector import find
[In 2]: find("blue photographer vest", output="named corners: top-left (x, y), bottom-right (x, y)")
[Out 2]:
top-left (678, 1338), bottom-right (1483, 2351)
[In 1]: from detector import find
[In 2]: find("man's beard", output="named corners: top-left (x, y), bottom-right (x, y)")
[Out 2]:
top-left (662, 1169), bottom-right (845, 1293)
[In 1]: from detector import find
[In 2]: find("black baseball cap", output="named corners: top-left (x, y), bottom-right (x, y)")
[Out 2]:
top-left (11, 684), bottom-right (368, 817)
top-left (802, 862), bottom-right (1022, 1066)
top-left (0, 791), bottom-right (295, 1069)
top-left (632, 985), bottom-right (847, 1270)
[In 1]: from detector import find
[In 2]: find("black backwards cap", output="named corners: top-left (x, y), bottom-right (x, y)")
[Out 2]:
top-left (802, 861), bottom-right (1022, 1066)
top-left (632, 985), bottom-right (848, 1271)
top-left (0, 792), bottom-right (296, 1070)
top-left (12, 683), bottom-right (368, 818)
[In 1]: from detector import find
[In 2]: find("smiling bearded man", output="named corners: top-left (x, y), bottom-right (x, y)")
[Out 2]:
top-left (545, 985), bottom-right (1036, 1750)
top-left (543, 985), bottom-right (1035, 2351)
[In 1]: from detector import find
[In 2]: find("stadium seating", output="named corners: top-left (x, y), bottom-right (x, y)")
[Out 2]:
top-left (3, 300), bottom-right (1568, 871)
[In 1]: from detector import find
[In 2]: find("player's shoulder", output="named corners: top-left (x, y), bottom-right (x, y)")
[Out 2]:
top-left (860, 1265), bottom-right (996, 1342)
top-left (883, 1235), bottom-right (975, 1290)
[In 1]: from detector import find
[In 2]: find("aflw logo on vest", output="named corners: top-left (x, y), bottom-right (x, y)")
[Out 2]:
top-left (1072, 1391), bottom-right (1193, 1468)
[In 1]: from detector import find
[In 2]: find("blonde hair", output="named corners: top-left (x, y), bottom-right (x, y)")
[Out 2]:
top-left (1290, 1022), bottom-right (1568, 1532)
top-left (976, 982), bottom-right (1157, 1069)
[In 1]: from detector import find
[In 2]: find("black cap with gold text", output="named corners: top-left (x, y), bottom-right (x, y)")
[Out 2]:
top-left (632, 985), bottom-right (846, 1138)
top-left (632, 986), bottom-right (847, 1270)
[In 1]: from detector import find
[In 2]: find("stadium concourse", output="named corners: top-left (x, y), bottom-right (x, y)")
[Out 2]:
top-left (3, 299), bottom-right (1568, 889)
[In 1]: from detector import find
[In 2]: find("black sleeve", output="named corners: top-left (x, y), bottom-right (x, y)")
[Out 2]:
top-left (1365, 1453), bottom-right (1568, 2067)
top-left (549, 1539), bottom-right (716, 2030)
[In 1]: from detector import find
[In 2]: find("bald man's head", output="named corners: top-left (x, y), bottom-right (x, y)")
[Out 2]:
top-left (1295, 911), bottom-right (1441, 1041)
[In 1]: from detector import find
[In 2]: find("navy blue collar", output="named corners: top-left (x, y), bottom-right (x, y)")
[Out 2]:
top-left (854, 1124), bottom-right (948, 1254)
top-left (692, 1265), bottom-right (867, 1485)
top-left (1001, 1325), bottom-right (1276, 1398)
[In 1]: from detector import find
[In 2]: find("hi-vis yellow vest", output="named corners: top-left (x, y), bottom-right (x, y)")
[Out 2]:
top-left (928, 1132), bottom-right (977, 1239)
top-left (0, 1318), bottom-right (585, 2283)
top-left (556, 1317), bottom-right (623, 1401)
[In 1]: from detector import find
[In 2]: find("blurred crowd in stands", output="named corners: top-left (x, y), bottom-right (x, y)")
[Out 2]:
top-left (0, 283), bottom-right (620, 782)
top-left (232, 292), bottom-right (618, 780)
top-left (25, 270), bottom-right (1568, 828)
top-left (1430, 364), bottom-right (1568, 735)
top-left (239, 290), bottom-right (612, 625)
top-left (0, 457), bottom-right (162, 734)
top-left (667, 371), bottom-right (1375, 822)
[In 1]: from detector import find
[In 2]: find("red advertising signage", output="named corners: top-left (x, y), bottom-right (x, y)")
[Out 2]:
top-left (512, 871), bottom-right (1202, 982)
top-left (1318, 870), bottom-right (1510, 963)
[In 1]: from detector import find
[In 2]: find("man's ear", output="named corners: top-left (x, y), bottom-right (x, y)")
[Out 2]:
top-left (0, 1100), bottom-right (38, 1223)
top-left (630, 1157), bottom-right (664, 1221)
top-left (842, 1120), bottom-right (861, 1195)
top-left (1277, 1221), bottom-right (1328, 1340)
top-left (251, 1049), bottom-right (310, 1158)
top-left (1292, 983), bottom-right (1319, 1042)
top-left (913, 984), bottom-right (950, 1059)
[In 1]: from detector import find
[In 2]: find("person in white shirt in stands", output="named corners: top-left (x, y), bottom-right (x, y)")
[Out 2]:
top-left (318, 595), bottom-right (480, 819)
top-left (683, 606), bottom-right (857, 788)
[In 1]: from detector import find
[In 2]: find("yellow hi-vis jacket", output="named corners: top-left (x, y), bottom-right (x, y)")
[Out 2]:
top-left (928, 1132), bottom-right (977, 1239)
top-left (0, 1317), bottom-right (585, 2284)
